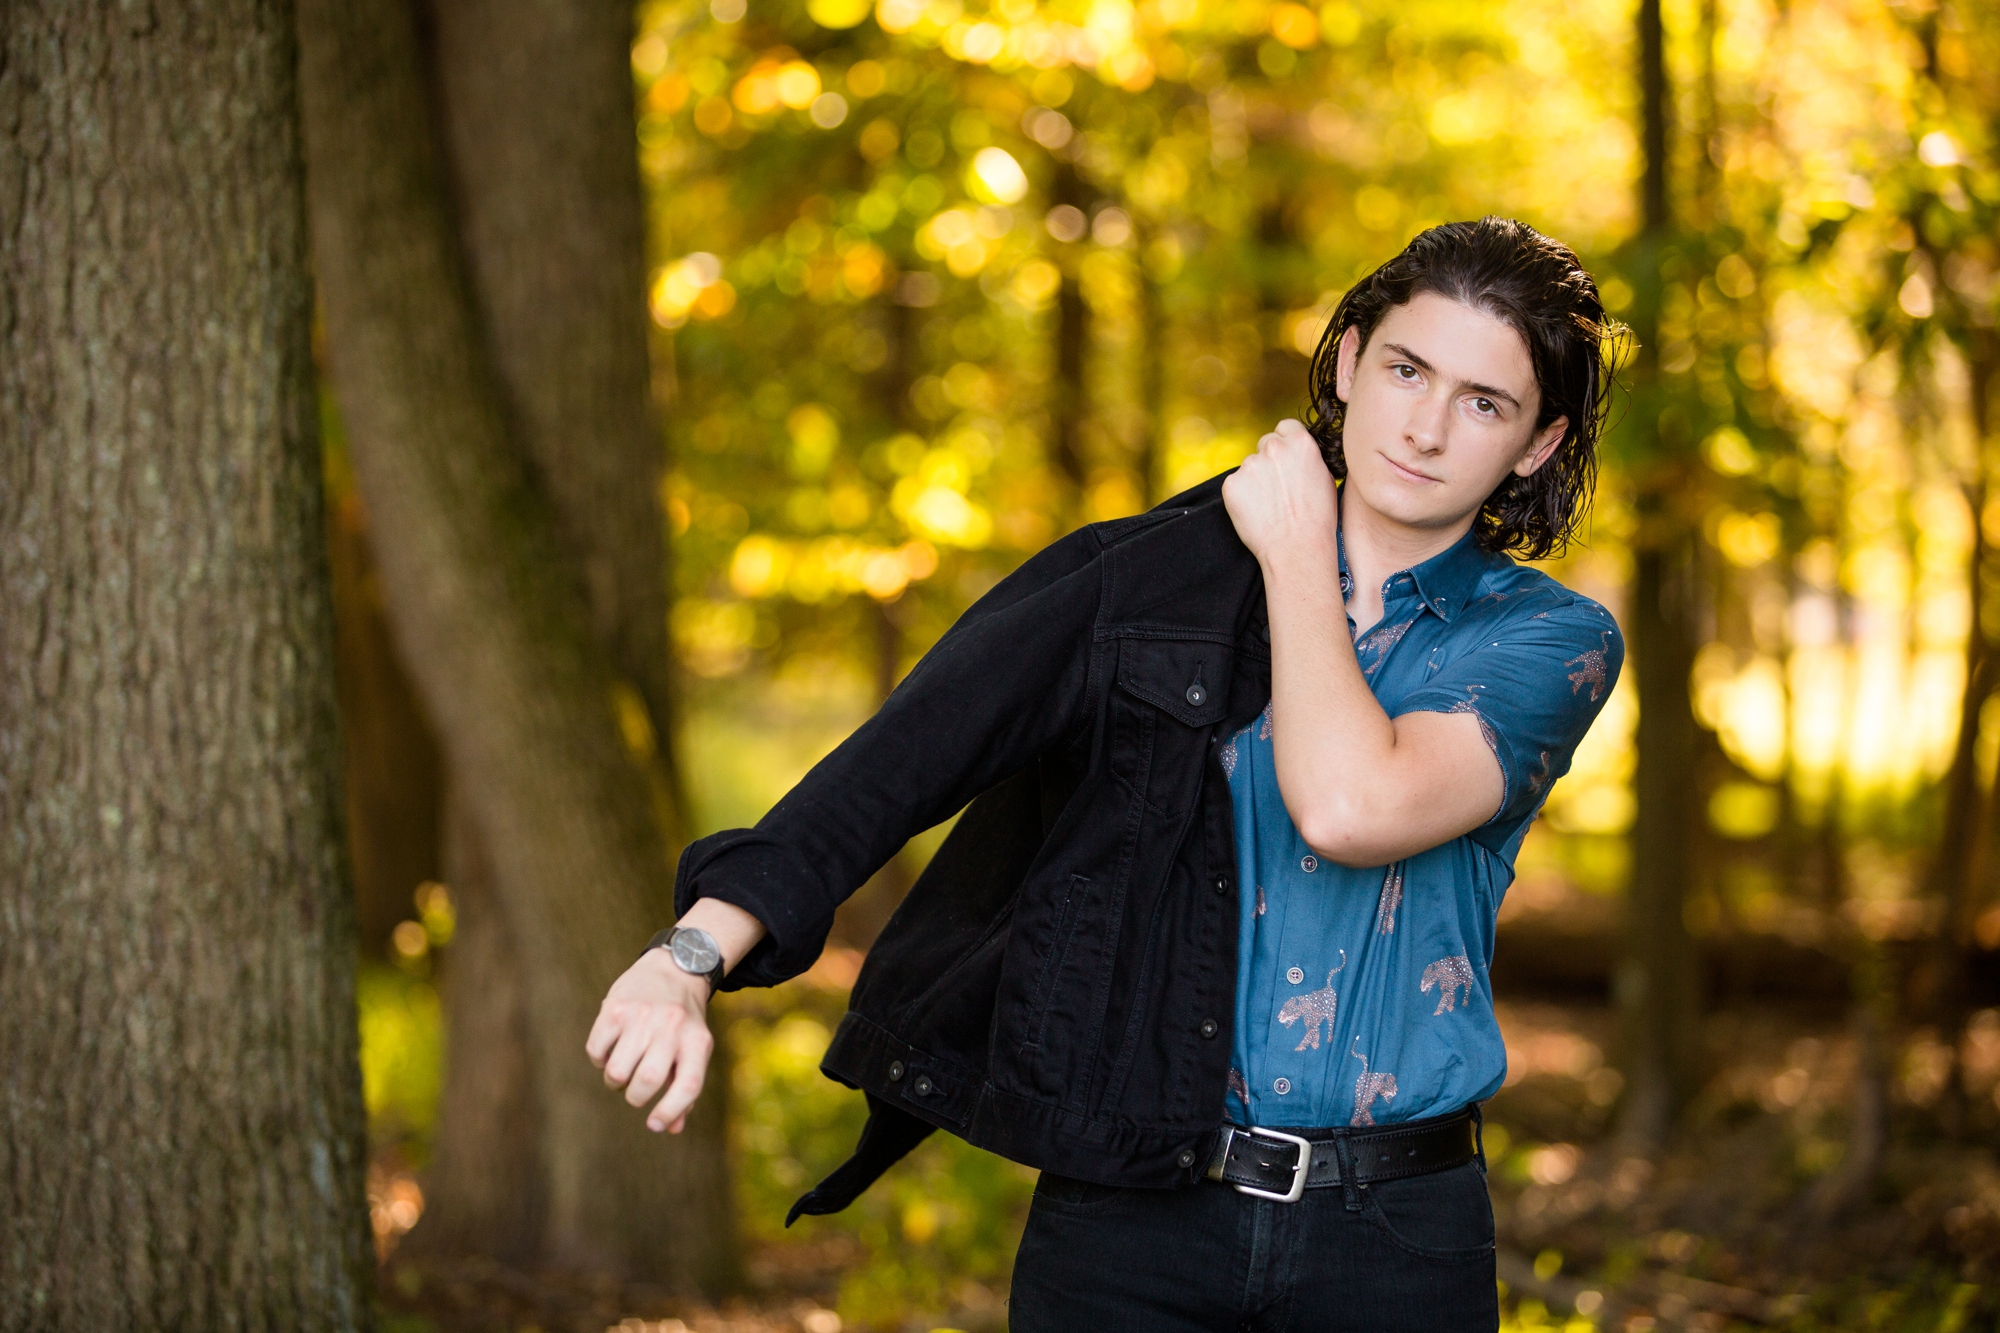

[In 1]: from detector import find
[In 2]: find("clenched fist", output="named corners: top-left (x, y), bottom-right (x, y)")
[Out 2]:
top-left (1220, 418), bottom-right (1339, 568)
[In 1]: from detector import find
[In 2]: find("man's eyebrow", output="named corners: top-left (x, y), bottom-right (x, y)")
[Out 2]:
top-left (1378, 341), bottom-right (1524, 411)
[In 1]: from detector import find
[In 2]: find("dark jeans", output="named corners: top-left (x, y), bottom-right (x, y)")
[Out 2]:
top-left (1009, 1159), bottom-right (1498, 1332)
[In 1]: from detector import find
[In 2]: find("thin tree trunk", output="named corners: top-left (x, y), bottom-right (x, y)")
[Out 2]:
top-left (1137, 236), bottom-right (1167, 507)
top-left (1050, 162), bottom-right (1093, 508)
top-left (1616, 0), bottom-right (1705, 1152)
top-left (1808, 780), bottom-right (1891, 1217)
top-left (831, 293), bottom-right (922, 951)
top-left (296, 0), bottom-right (734, 1287)
top-left (1932, 335), bottom-right (2000, 1134)
top-left (0, 1), bottom-right (372, 1324)
top-left (1620, 538), bottom-right (1705, 1148)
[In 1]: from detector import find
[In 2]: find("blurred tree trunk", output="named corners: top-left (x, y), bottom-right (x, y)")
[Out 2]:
top-left (1809, 771), bottom-right (1891, 1218)
top-left (1137, 235), bottom-right (1167, 506)
top-left (0, 0), bottom-right (372, 1324)
top-left (1930, 336), bottom-right (2000, 1133)
top-left (1618, 0), bottom-right (1705, 1152)
top-left (329, 478), bottom-right (445, 958)
top-left (831, 293), bottom-right (921, 950)
top-left (296, 0), bottom-right (735, 1289)
top-left (1050, 162), bottom-right (1094, 512)
top-left (417, 788), bottom-right (547, 1262)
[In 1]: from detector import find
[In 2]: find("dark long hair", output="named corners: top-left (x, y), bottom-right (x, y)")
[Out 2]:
top-left (1303, 217), bottom-right (1627, 560)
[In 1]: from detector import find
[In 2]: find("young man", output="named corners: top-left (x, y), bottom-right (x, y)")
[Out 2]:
top-left (587, 217), bottom-right (1626, 1331)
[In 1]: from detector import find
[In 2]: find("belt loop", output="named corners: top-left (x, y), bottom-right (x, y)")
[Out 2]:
top-left (1332, 1133), bottom-right (1360, 1212)
top-left (1470, 1103), bottom-right (1487, 1174)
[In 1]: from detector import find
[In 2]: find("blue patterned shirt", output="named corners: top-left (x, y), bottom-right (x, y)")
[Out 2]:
top-left (1222, 527), bottom-right (1622, 1129)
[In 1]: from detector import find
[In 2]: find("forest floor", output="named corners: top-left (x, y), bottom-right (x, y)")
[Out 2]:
top-left (375, 991), bottom-right (2000, 1333)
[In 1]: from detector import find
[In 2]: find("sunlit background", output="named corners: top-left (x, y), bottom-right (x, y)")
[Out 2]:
top-left (347, 0), bottom-right (2000, 1325)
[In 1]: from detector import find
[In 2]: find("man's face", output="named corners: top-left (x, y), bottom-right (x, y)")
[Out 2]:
top-left (1334, 291), bottom-right (1568, 536)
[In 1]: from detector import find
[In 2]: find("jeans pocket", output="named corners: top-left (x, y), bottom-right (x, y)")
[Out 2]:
top-left (1031, 1171), bottom-right (1128, 1216)
top-left (1359, 1162), bottom-right (1496, 1260)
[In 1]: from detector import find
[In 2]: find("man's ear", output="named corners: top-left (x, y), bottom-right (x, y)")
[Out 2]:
top-left (1514, 416), bottom-right (1569, 478)
top-left (1334, 325), bottom-right (1362, 403)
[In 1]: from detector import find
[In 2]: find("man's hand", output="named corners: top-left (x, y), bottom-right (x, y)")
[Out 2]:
top-left (588, 897), bottom-right (764, 1133)
top-left (586, 949), bottom-right (715, 1133)
top-left (1220, 418), bottom-right (1338, 567)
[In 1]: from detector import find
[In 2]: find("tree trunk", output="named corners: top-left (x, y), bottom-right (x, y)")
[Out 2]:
top-left (1615, 0), bottom-right (1705, 1152)
top-left (296, 0), bottom-right (735, 1288)
top-left (419, 0), bottom-right (724, 1260)
top-left (1050, 162), bottom-right (1093, 507)
top-left (0, 1), bottom-right (372, 1324)
top-left (425, 0), bottom-right (688, 842)
top-left (1931, 334), bottom-right (2000, 1134)
top-left (329, 480), bottom-right (445, 957)
top-left (1808, 788), bottom-right (1891, 1218)
top-left (410, 788), bottom-right (546, 1263)
top-left (1137, 234), bottom-right (1167, 506)
top-left (1620, 538), bottom-right (1704, 1148)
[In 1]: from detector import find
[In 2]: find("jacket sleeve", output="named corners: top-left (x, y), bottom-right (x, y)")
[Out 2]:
top-left (674, 523), bottom-right (1107, 988)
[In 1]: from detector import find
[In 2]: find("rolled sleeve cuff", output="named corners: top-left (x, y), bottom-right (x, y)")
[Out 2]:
top-left (673, 829), bottom-right (834, 990)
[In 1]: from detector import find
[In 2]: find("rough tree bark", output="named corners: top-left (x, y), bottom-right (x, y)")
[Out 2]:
top-left (0, 0), bottom-right (372, 1324)
top-left (1617, 0), bottom-right (1705, 1151)
top-left (296, 0), bottom-right (735, 1287)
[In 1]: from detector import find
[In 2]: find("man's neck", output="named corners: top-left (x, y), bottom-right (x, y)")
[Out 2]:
top-left (1338, 487), bottom-right (1477, 636)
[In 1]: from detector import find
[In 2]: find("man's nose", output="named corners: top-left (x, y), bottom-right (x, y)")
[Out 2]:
top-left (1405, 393), bottom-right (1449, 452)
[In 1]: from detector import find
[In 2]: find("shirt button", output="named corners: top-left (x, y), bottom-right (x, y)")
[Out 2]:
top-left (1286, 966), bottom-right (1304, 985)
top-left (1214, 876), bottom-right (1228, 895)
top-left (1274, 1077), bottom-right (1292, 1095)
top-left (1300, 855), bottom-right (1318, 873)
top-left (1199, 1019), bottom-right (1219, 1039)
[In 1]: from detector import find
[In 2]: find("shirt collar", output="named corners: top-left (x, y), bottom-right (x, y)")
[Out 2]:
top-left (1335, 523), bottom-right (1493, 624)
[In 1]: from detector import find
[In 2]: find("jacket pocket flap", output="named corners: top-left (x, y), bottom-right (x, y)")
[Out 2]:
top-left (1116, 637), bottom-right (1233, 727)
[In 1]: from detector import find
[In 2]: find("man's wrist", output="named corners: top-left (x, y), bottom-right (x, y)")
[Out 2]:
top-left (643, 926), bottom-right (726, 995)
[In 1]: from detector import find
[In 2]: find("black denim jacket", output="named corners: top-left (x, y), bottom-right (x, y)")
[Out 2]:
top-left (674, 473), bottom-right (1273, 1218)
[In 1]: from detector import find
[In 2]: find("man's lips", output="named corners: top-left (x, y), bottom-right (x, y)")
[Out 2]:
top-left (1383, 456), bottom-right (1440, 484)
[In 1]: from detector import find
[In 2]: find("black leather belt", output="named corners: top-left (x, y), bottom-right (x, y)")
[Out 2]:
top-left (1204, 1106), bottom-right (1480, 1202)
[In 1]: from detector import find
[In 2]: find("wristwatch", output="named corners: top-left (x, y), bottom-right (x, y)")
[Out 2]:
top-left (643, 925), bottom-right (726, 993)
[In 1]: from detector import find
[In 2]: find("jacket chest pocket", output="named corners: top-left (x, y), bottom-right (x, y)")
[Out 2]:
top-left (1112, 637), bottom-right (1234, 817)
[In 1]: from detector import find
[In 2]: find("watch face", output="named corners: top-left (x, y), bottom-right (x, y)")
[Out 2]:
top-left (670, 927), bottom-right (721, 976)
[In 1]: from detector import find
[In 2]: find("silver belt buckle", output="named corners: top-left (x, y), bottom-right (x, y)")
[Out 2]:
top-left (1221, 1124), bottom-right (1312, 1203)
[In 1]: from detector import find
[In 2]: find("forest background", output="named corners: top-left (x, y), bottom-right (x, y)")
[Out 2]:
top-left (3, 0), bottom-right (1997, 1329)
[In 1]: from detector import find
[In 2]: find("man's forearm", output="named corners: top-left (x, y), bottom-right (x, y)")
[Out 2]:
top-left (1259, 541), bottom-right (1403, 861)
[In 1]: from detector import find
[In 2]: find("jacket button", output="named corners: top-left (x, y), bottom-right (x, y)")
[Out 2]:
top-left (913, 1075), bottom-right (934, 1096)
top-left (887, 1061), bottom-right (905, 1082)
top-left (1186, 683), bottom-right (1206, 706)
top-left (1178, 1149), bottom-right (1197, 1169)
top-left (1199, 1019), bottom-right (1218, 1039)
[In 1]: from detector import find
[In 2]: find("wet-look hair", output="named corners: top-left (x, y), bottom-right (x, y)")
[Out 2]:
top-left (1303, 216), bottom-right (1627, 561)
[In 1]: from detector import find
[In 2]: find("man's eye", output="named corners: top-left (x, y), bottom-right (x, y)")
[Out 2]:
top-left (1393, 364), bottom-right (1418, 379)
top-left (1473, 398), bottom-right (1496, 414)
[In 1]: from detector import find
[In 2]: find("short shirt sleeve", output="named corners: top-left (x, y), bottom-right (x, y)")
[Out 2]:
top-left (1393, 594), bottom-right (1624, 840)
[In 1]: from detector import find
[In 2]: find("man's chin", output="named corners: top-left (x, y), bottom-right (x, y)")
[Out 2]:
top-left (1345, 480), bottom-right (1477, 535)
